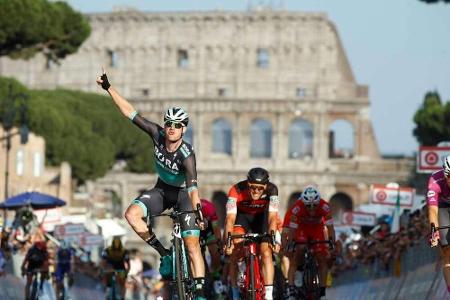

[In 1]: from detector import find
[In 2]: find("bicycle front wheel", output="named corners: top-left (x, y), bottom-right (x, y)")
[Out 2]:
top-left (303, 260), bottom-right (320, 299)
top-left (249, 255), bottom-right (256, 300)
top-left (174, 238), bottom-right (187, 300)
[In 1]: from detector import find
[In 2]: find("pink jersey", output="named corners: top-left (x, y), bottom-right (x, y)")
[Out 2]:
top-left (427, 169), bottom-right (450, 207)
top-left (200, 199), bottom-right (219, 223)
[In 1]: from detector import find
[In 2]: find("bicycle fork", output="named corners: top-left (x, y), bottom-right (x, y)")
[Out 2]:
top-left (245, 243), bottom-right (265, 299)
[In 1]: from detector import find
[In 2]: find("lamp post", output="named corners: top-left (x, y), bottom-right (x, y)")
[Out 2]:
top-left (1, 83), bottom-right (29, 200)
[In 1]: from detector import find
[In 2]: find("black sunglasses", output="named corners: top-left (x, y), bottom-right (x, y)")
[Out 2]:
top-left (164, 121), bottom-right (183, 129)
top-left (249, 184), bottom-right (266, 192)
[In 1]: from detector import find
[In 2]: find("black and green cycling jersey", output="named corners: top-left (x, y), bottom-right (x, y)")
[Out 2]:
top-left (130, 112), bottom-right (198, 192)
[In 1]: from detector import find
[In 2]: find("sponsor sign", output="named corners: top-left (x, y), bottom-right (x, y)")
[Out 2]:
top-left (342, 211), bottom-right (376, 226)
top-left (54, 223), bottom-right (85, 237)
top-left (370, 184), bottom-right (415, 207)
top-left (417, 146), bottom-right (450, 173)
top-left (33, 208), bottom-right (62, 232)
top-left (80, 233), bottom-right (104, 247)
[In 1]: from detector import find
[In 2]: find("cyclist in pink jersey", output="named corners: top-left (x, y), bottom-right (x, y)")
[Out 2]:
top-left (428, 156), bottom-right (450, 294)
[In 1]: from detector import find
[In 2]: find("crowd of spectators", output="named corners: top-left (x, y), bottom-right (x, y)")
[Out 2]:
top-left (0, 207), bottom-right (167, 299)
top-left (332, 205), bottom-right (430, 279)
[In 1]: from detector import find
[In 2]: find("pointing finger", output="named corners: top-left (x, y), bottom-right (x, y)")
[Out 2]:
top-left (102, 66), bottom-right (106, 75)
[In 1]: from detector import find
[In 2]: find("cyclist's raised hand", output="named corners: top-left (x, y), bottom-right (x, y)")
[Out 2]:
top-left (96, 66), bottom-right (111, 91)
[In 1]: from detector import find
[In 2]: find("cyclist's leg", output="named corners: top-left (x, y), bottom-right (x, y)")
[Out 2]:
top-left (289, 227), bottom-right (307, 290)
top-left (229, 225), bottom-right (246, 300)
top-left (116, 270), bottom-right (127, 299)
top-left (205, 231), bottom-right (221, 274)
top-left (125, 181), bottom-right (169, 256)
top-left (205, 233), bottom-right (224, 295)
top-left (55, 265), bottom-right (64, 297)
top-left (311, 225), bottom-right (329, 297)
top-left (280, 229), bottom-right (292, 281)
top-left (25, 271), bottom-right (33, 300)
top-left (438, 207), bottom-right (450, 290)
top-left (178, 189), bottom-right (206, 299)
top-left (252, 212), bottom-right (274, 300)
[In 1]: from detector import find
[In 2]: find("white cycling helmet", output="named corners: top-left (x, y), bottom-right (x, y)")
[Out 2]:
top-left (164, 106), bottom-right (189, 126)
top-left (443, 155), bottom-right (450, 177)
top-left (301, 186), bottom-right (321, 205)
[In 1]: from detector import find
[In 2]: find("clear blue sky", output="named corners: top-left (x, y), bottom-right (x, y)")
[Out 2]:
top-left (67, 0), bottom-right (450, 156)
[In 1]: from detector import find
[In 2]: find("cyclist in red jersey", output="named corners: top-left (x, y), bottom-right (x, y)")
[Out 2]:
top-left (224, 167), bottom-right (280, 300)
top-left (199, 199), bottom-right (224, 296)
top-left (282, 186), bottom-right (335, 299)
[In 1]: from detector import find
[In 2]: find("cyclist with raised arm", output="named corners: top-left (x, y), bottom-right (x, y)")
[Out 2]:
top-left (428, 155), bottom-right (450, 295)
top-left (96, 69), bottom-right (207, 299)
top-left (282, 186), bottom-right (335, 299)
top-left (224, 167), bottom-right (280, 300)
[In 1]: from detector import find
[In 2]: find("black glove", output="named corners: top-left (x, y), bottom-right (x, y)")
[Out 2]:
top-left (100, 73), bottom-right (111, 90)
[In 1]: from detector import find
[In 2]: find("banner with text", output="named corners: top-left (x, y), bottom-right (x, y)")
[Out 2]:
top-left (342, 211), bottom-right (377, 227)
top-left (370, 184), bottom-right (415, 207)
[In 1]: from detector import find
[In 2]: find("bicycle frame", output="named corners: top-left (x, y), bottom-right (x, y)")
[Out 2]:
top-left (290, 239), bottom-right (332, 300)
top-left (150, 204), bottom-right (202, 300)
top-left (227, 232), bottom-right (275, 300)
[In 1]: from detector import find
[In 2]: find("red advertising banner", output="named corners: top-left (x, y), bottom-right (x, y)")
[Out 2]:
top-left (417, 146), bottom-right (450, 173)
top-left (370, 184), bottom-right (414, 207)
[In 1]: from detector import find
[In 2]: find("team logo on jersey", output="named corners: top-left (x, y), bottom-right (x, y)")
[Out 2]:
top-left (154, 145), bottom-right (179, 171)
top-left (427, 191), bottom-right (436, 197)
top-left (180, 144), bottom-right (191, 157)
top-left (292, 206), bottom-right (300, 214)
top-left (322, 204), bottom-right (330, 212)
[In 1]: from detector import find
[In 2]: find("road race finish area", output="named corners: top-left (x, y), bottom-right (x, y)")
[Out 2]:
top-left (328, 260), bottom-right (447, 299)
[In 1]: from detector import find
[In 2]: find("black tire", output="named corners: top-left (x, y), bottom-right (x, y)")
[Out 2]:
top-left (303, 259), bottom-right (320, 300)
top-left (249, 255), bottom-right (256, 300)
top-left (174, 238), bottom-right (187, 300)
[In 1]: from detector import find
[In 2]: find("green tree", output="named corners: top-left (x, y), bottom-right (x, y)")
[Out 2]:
top-left (413, 91), bottom-right (450, 146)
top-left (0, 77), bottom-right (155, 183)
top-left (0, 0), bottom-right (90, 61)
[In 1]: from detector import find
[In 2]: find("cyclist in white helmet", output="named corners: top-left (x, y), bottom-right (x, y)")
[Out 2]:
top-left (428, 155), bottom-right (450, 295)
top-left (96, 68), bottom-right (207, 299)
top-left (282, 186), bottom-right (335, 298)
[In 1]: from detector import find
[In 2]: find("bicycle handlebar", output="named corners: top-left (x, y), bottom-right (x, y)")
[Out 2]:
top-left (146, 204), bottom-right (204, 228)
top-left (431, 223), bottom-right (450, 232)
top-left (226, 231), bottom-right (276, 249)
top-left (288, 239), bottom-right (334, 252)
